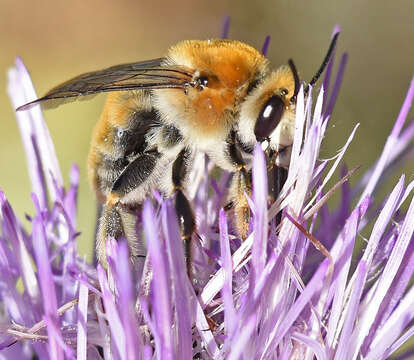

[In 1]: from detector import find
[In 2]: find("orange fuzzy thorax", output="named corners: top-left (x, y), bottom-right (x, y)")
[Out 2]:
top-left (155, 40), bottom-right (269, 144)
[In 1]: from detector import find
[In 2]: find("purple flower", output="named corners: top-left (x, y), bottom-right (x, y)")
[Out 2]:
top-left (1, 27), bottom-right (414, 360)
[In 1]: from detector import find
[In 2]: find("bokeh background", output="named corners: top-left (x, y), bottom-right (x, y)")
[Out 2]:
top-left (0, 0), bottom-right (413, 262)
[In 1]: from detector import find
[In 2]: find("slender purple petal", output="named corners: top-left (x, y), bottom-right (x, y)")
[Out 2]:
top-left (349, 178), bottom-right (414, 355)
top-left (221, 15), bottom-right (230, 39)
top-left (7, 65), bottom-right (48, 209)
top-left (324, 53), bottom-right (348, 118)
top-left (8, 58), bottom-right (63, 204)
top-left (76, 283), bottom-right (88, 360)
top-left (64, 164), bottom-right (79, 229)
top-left (94, 295), bottom-right (111, 359)
top-left (97, 265), bottom-right (125, 360)
top-left (326, 197), bottom-right (369, 349)
top-left (227, 314), bottom-right (257, 360)
top-left (112, 241), bottom-right (141, 360)
top-left (291, 332), bottom-right (326, 360)
top-left (279, 346), bottom-right (292, 360)
top-left (358, 76), bottom-right (414, 204)
top-left (200, 233), bottom-right (253, 308)
top-left (43, 315), bottom-right (74, 359)
top-left (251, 144), bottom-right (268, 285)
top-left (161, 201), bottom-right (192, 359)
top-left (361, 205), bottom-right (414, 353)
top-left (385, 324), bottom-right (414, 359)
top-left (0, 192), bottom-right (40, 307)
top-left (32, 211), bottom-right (63, 360)
top-left (334, 261), bottom-right (367, 360)
top-left (263, 261), bottom-right (330, 355)
top-left (361, 176), bottom-right (405, 270)
top-left (143, 200), bottom-right (173, 360)
top-left (365, 281), bottom-right (414, 360)
top-left (261, 35), bottom-right (271, 56)
top-left (219, 209), bottom-right (236, 336)
top-left (304, 123), bottom-right (359, 214)
top-left (193, 294), bottom-right (220, 357)
top-left (355, 120), bottom-right (414, 197)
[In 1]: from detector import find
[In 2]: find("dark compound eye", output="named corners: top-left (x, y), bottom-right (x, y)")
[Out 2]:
top-left (280, 88), bottom-right (288, 96)
top-left (254, 95), bottom-right (284, 142)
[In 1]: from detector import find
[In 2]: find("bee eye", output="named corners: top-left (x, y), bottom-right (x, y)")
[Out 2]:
top-left (254, 95), bottom-right (284, 142)
top-left (280, 88), bottom-right (288, 96)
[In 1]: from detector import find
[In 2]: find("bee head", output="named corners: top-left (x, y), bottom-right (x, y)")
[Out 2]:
top-left (237, 60), bottom-right (299, 167)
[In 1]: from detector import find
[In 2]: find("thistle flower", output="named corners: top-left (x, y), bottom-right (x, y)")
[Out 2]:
top-left (1, 28), bottom-right (414, 360)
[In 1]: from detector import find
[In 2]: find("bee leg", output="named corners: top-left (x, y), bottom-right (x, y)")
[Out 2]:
top-left (227, 132), bottom-right (251, 240)
top-left (268, 163), bottom-right (288, 225)
top-left (230, 169), bottom-right (251, 239)
top-left (96, 194), bottom-right (124, 267)
top-left (172, 148), bottom-right (195, 276)
top-left (97, 151), bottom-right (160, 267)
top-left (96, 194), bottom-right (145, 268)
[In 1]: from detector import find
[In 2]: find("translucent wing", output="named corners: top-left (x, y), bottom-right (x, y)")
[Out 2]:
top-left (17, 58), bottom-right (195, 110)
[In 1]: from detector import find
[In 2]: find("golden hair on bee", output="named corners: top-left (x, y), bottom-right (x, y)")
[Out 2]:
top-left (17, 34), bottom-right (339, 273)
top-left (156, 40), bottom-right (269, 146)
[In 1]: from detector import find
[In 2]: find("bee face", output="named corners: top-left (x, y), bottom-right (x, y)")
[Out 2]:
top-left (237, 64), bottom-right (298, 167)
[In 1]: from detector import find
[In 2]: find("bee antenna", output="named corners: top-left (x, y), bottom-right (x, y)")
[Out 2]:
top-left (307, 32), bottom-right (339, 91)
top-left (288, 59), bottom-right (300, 99)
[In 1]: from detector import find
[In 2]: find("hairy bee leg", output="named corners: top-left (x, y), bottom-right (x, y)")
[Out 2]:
top-left (96, 196), bottom-right (146, 268)
top-left (227, 131), bottom-right (252, 240)
top-left (96, 199), bottom-right (121, 267)
top-left (96, 151), bottom-right (161, 267)
top-left (231, 169), bottom-right (251, 239)
top-left (172, 148), bottom-right (195, 275)
top-left (268, 165), bottom-right (288, 225)
top-left (111, 150), bottom-right (160, 194)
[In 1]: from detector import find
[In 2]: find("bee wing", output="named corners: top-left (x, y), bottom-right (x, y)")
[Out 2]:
top-left (17, 58), bottom-right (194, 111)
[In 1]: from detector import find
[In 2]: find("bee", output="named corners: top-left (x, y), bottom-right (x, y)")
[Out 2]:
top-left (18, 34), bottom-right (338, 272)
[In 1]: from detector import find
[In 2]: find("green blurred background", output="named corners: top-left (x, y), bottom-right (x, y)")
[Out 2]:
top-left (0, 0), bottom-right (413, 261)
